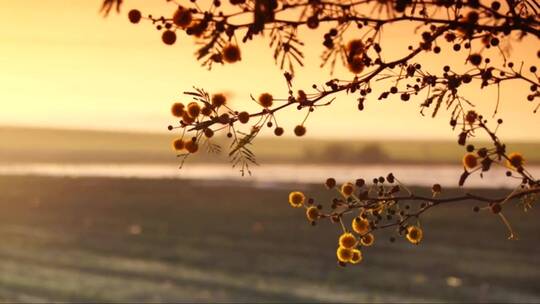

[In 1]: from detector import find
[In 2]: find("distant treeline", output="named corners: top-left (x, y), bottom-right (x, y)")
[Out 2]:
top-left (0, 126), bottom-right (538, 165)
top-left (303, 144), bottom-right (391, 164)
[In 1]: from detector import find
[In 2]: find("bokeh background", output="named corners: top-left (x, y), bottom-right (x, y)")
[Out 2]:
top-left (0, 0), bottom-right (539, 302)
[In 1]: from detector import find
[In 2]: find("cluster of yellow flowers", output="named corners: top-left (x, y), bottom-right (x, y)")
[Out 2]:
top-left (462, 151), bottom-right (525, 170)
top-left (169, 89), bottom-right (315, 157)
top-left (169, 93), bottom-right (232, 154)
top-left (288, 181), bottom-right (425, 266)
top-left (129, 7), bottom-right (242, 63)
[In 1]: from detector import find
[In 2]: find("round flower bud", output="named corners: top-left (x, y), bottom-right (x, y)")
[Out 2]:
top-left (128, 9), bottom-right (142, 24)
top-left (162, 30), bottom-right (177, 45)
top-left (237, 112), bottom-right (250, 124)
top-left (341, 182), bottom-right (355, 197)
top-left (223, 44), bottom-right (241, 63)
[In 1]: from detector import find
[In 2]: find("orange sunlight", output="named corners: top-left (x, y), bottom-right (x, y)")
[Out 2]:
top-left (0, 0), bottom-right (538, 140)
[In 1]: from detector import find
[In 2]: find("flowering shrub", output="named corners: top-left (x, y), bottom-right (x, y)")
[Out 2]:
top-left (103, 0), bottom-right (539, 265)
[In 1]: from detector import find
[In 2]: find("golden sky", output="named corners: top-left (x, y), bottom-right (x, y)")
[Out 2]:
top-left (0, 0), bottom-right (538, 141)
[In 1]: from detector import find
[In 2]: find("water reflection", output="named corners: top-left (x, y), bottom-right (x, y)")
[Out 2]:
top-left (0, 163), bottom-right (536, 189)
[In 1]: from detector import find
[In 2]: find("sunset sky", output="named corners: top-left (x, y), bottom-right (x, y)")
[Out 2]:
top-left (0, 0), bottom-right (538, 141)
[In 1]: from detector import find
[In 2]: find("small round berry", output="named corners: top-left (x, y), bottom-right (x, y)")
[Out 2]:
top-left (222, 44), bottom-right (241, 63)
top-left (340, 182), bottom-right (355, 197)
top-left (204, 128), bottom-right (214, 138)
top-left (294, 125), bottom-right (306, 137)
top-left (128, 9), bottom-right (142, 24)
top-left (237, 111), bottom-right (250, 124)
top-left (162, 30), bottom-right (177, 45)
top-left (400, 93), bottom-right (410, 101)
top-left (274, 127), bottom-right (284, 136)
top-left (468, 53), bottom-right (482, 66)
top-left (306, 16), bottom-right (319, 29)
top-left (325, 178), bottom-right (337, 189)
top-left (355, 178), bottom-right (365, 187)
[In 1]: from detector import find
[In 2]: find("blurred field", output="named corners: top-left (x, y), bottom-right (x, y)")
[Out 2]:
top-left (1, 126), bottom-right (539, 164)
top-left (0, 175), bottom-right (539, 302)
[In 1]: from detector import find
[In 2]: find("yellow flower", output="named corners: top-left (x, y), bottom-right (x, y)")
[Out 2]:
top-left (338, 232), bottom-right (357, 249)
top-left (171, 103), bottom-right (185, 117)
top-left (360, 233), bottom-right (375, 247)
top-left (462, 153), bottom-right (478, 169)
top-left (211, 93), bottom-right (227, 107)
top-left (172, 7), bottom-right (193, 28)
top-left (288, 191), bottom-right (305, 208)
top-left (507, 152), bottom-right (525, 169)
top-left (201, 106), bottom-right (212, 116)
top-left (350, 249), bottom-right (363, 264)
top-left (187, 102), bottom-right (201, 118)
top-left (172, 139), bottom-right (184, 151)
top-left (258, 93), bottom-right (273, 108)
top-left (306, 206), bottom-right (319, 222)
top-left (347, 39), bottom-right (364, 55)
top-left (223, 44), bottom-right (241, 63)
top-left (348, 55), bottom-right (365, 74)
top-left (406, 225), bottom-right (423, 245)
top-left (465, 110), bottom-right (478, 124)
top-left (185, 140), bottom-right (199, 154)
top-left (336, 246), bottom-right (353, 263)
top-left (352, 217), bottom-right (370, 235)
top-left (341, 182), bottom-right (355, 197)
